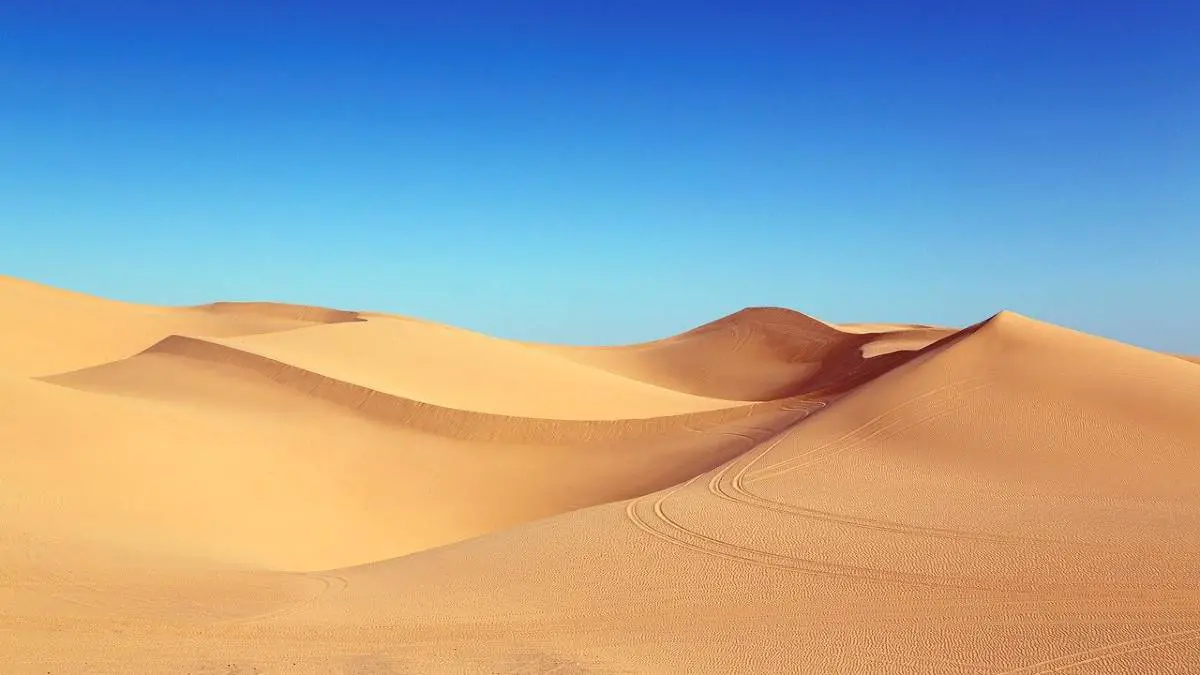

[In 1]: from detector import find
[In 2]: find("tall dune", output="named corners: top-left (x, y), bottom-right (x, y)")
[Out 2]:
top-left (2, 276), bottom-right (1199, 674)
top-left (263, 311), bottom-right (1200, 673)
top-left (536, 307), bottom-right (952, 400)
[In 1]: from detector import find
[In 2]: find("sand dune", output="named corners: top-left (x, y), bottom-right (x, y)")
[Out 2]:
top-left (2, 277), bottom-right (1199, 674)
top-left (191, 317), bottom-right (748, 419)
top-left (536, 307), bottom-right (952, 400)
top-left (47, 335), bottom-right (799, 444)
top-left (0, 275), bottom-right (359, 377)
top-left (835, 320), bottom-right (947, 333)
top-left (12, 354), bottom-right (808, 570)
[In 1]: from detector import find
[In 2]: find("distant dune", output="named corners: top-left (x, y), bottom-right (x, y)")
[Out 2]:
top-left (2, 275), bottom-right (1198, 674)
top-left (535, 307), bottom-right (955, 400)
top-left (0, 275), bottom-right (360, 377)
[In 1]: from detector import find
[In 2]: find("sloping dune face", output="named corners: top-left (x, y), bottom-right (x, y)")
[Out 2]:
top-left (6, 280), bottom-right (844, 573)
top-left (194, 318), bottom-right (748, 419)
top-left (537, 307), bottom-right (952, 400)
top-left (2, 277), bottom-right (1199, 674)
top-left (0, 275), bottom-right (361, 377)
top-left (277, 313), bottom-right (1200, 673)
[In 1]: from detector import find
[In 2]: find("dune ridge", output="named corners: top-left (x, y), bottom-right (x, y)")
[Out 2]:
top-left (0, 275), bottom-right (363, 377)
top-left (11, 352), bottom-right (815, 570)
top-left (2, 276), bottom-right (1198, 674)
top-left (189, 301), bottom-right (365, 324)
top-left (287, 309), bottom-right (1200, 672)
top-left (50, 333), bottom-right (811, 443)
top-left (536, 306), bottom-right (954, 401)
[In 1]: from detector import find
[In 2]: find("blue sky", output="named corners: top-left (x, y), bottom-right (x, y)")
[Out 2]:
top-left (2, 1), bottom-right (1197, 350)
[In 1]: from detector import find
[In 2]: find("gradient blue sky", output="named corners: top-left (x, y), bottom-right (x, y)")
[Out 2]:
top-left (2, 1), bottom-right (1197, 350)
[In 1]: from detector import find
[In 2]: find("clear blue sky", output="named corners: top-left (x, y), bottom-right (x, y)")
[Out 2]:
top-left (2, 1), bottom-right (1197, 350)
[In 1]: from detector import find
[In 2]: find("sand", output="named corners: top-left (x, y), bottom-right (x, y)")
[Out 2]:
top-left (2, 274), bottom-right (1198, 674)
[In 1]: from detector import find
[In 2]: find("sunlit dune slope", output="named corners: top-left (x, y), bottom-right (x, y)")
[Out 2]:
top-left (47, 334), bottom-right (805, 443)
top-left (13, 281), bottom-right (936, 572)
top-left (191, 301), bottom-right (361, 323)
top-left (4, 274), bottom-right (1200, 674)
top-left (538, 307), bottom-right (953, 400)
top-left (856, 326), bottom-right (955, 357)
top-left (193, 317), bottom-right (746, 419)
top-left (0, 275), bottom-right (359, 377)
top-left (280, 311), bottom-right (1200, 673)
top-left (9, 364), bottom-right (820, 569)
top-left (834, 321), bottom-right (947, 333)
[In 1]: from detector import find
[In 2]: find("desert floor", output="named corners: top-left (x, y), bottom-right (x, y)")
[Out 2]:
top-left (2, 274), bottom-right (1199, 674)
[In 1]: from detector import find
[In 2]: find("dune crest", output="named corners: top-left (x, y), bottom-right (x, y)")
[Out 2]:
top-left (2, 277), bottom-right (1199, 674)
top-left (49, 317), bottom-right (758, 423)
top-left (49, 333), bottom-right (793, 442)
top-left (190, 301), bottom-right (365, 324)
top-left (0, 276), bottom-right (359, 377)
top-left (291, 309), bottom-right (1200, 673)
top-left (537, 306), bottom-right (952, 401)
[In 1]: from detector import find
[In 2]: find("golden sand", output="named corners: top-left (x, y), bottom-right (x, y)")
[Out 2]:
top-left (2, 275), bottom-right (1198, 673)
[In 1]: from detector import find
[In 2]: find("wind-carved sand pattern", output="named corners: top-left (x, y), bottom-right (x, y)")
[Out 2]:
top-left (3, 276), bottom-right (1200, 673)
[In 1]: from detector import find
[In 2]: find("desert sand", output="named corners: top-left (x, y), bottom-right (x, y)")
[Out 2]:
top-left (2, 273), bottom-right (1198, 674)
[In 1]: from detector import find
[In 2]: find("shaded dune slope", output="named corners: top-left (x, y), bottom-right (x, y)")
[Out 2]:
top-left (835, 321), bottom-right (947, 333)
top-left (47, 310), bottom-right (950, 444)
top-left (857, 326), bottom-right (956, 357)
top-left (19, 304), bottom-right (958, 572)
top-left (6, 275), bottom-right (1200, 673)
top-left (48, 333), bottom-right (798, 443)
top-left (213, 318), bottom-right (748, 419)
top-left (7, 367), bottom-right (810, 569)
top-left (539, 307), bottom-right (954, 400)
top-left (288, 311), bottom-right (1200, 673)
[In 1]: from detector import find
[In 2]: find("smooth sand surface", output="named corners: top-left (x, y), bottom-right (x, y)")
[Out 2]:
top-left (2, 277), bottom-right (1199, 674)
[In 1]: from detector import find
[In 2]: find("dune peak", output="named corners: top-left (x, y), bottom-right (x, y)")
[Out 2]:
top-left (3, 275), bottom-right (1200, 674)
top-left (692, 305), bottom-right (837, 333)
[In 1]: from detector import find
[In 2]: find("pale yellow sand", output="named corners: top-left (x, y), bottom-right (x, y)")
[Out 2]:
top-left (2, 276), bottom-right (1198, 674)
top-left (0, 275), bottom-right (359, 377)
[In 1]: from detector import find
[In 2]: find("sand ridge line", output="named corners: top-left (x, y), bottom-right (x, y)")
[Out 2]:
top-left (84, 333), bottom-right (800, 444)
top-left (7, 274), bottom-right (1200, 673)
top-left (743, 377), bottom-right (990, 481)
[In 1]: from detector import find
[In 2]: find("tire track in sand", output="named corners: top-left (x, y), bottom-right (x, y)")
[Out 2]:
top-left (213, 571), bottom-right (349, 627)
top-left (999, 625), bottom-right (1200, 674)
top-left (624, 469), bottom-right (1010, 591)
